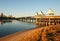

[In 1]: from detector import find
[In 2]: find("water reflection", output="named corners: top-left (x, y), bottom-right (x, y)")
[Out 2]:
top-left (0, 20), bottom-right (12, 24)
top-left (0, 20), bottom-right (36, 37)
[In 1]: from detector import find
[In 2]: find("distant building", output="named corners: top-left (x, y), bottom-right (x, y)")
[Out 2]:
top-left (46, 9), bottom-right (54, 16)
top-left (32, 9), bottom-right (60, 25)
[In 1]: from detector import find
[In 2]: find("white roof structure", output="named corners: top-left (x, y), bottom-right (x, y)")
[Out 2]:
top-left (47, 9), bottom-right (54, 15)
top-left (36, 10), bottom-right (45, 16)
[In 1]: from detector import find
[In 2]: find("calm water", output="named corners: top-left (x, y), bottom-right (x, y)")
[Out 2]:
top-left (0, 20), bottom-right (36, 37)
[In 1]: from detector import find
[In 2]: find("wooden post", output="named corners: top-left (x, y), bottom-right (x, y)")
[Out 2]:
top-left (35, 18), bottom-right (40, 26)
top-left (49, 18), bottom-right (50, 25)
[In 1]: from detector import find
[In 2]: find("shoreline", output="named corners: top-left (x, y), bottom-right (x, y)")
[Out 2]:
top-left (0, 26), bottom-right (42, 38)
top-left (0, 25), bottom-right (60, 41)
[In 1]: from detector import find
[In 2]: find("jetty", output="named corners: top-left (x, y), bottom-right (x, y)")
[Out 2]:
top-left (18, 9), bottom-right (60, 26)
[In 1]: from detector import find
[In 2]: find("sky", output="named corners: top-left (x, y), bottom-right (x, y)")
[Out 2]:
top-left (0, 0), bottom-right (60, 17)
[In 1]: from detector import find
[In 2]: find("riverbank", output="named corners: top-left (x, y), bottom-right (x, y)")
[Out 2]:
top-left (0, 25), bottom-right (60, 41)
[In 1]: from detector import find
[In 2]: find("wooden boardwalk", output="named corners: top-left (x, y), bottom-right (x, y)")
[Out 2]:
top-left (18, 16), bottom-right (60, 26)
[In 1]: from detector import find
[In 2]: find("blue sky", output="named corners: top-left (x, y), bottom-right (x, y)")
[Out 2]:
top-left (0, 0), bottom-right (60, 17)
